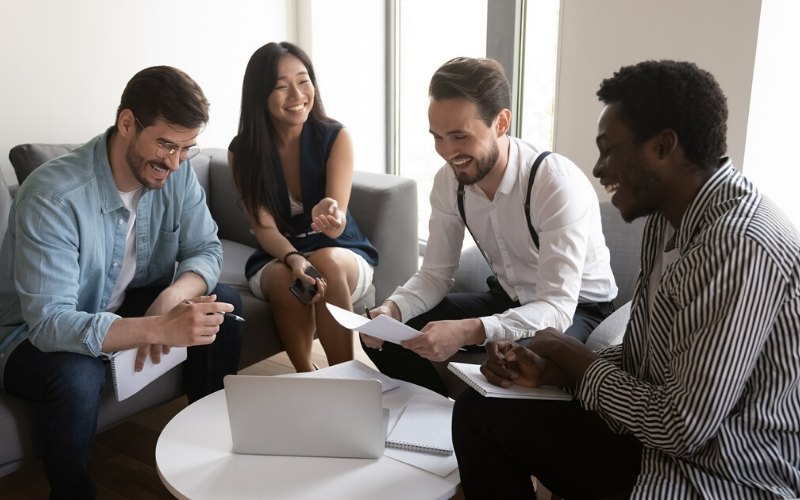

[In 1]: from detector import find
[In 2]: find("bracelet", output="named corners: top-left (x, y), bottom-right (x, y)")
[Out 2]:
top-left (283, 250), bottom-right (306, 267)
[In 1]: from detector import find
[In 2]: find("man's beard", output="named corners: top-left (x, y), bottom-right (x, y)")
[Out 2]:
top-left (452, 139), bottom-right (499, 185)
top-left (125, 141), bottom-right (168, 190)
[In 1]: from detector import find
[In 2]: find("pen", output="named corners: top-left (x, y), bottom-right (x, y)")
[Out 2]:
top-left (184, 300), bottom-right (245, 322)
top-left (364, 306), bottom-right (382, 352)
top-left (218, 311), bottom-right (246, 322)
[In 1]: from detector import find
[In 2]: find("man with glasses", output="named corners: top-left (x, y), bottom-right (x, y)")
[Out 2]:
top-left (0, 66), bottom-right (243, 498)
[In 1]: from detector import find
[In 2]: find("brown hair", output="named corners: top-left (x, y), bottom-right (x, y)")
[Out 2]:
top-left (429, 57), bottom-right (511, 126)
top-left (116, 66), bottom-right (209, 129)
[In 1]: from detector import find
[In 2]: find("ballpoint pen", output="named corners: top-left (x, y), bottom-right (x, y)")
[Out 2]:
top-left (218, 311), bottom-right (246, 322)
top-left (184, 300), bottom-right (245, 322)
top-left (364, 306), bottom-right (382, 351)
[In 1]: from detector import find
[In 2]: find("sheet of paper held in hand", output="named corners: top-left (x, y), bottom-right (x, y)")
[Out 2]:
top-left (325, 303), bottom-right (421, 344)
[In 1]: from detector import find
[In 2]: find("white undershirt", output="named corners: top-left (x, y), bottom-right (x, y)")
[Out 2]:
top-left (647, 224), bottom-right (679, 309)
top-left (106, 188), bottom-right (143, 312)
top-left (288, 190), bottom-right (304, 216)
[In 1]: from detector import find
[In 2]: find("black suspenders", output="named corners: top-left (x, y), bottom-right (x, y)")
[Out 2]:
top-left (457, 150), bottom-right (551, 253)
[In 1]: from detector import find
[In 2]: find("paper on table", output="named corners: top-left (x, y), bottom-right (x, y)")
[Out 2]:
top-left (284, 359), bottom-right (402, 392)
top-left (110, 346), bottom-right (187, 401)
top-left (325, 303), bottom-right (421, 344)
top-left (384, 395), bottom-right (458, 477)
top-left (386, 395), bottom-right (453, 456)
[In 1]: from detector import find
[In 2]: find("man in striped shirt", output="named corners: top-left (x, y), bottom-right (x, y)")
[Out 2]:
top-left (452, 60), bottom-right (800, 499)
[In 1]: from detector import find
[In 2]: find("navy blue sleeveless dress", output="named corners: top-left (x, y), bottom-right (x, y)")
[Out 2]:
top-left (230, 119), bottom-right (378, 280)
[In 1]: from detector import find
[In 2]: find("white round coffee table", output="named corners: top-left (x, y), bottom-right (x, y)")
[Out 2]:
top-left (156, 380), bottom-right (460, 499)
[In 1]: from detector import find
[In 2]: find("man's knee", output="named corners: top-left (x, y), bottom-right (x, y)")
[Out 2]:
top-left (44, 353), bottom-right (106, 408)
top-left (453, 388), bottom-right (485, 432)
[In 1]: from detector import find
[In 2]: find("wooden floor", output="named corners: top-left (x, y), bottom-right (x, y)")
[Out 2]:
top-left (0, 337), bottom-right (382, 499)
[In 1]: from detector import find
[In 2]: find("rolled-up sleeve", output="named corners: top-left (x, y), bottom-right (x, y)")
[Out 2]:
top-left (173, 163), bottom-right (222, 293)
top-left (14, 193), bottom-right (118, 356)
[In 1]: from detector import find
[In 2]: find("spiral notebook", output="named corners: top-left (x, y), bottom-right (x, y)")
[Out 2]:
top-left (385, 394), bottom-right (454, 456)
top-left (448, 361), bottom-right (572, 400)
top-left (110, 346), bottom-right (187, 401)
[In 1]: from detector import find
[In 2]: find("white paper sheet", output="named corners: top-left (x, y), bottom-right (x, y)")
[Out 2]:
top-left (285, 359), bottom-right (402, 392)
top-left (325, 303), bottom-right (421, 344)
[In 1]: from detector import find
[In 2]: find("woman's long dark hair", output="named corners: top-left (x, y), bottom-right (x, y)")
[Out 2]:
top-left (233, 41), bottom-right (328, 232)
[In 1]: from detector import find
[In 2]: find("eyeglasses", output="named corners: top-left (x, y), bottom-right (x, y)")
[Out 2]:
top-left (134, 118), bottom-right (201, 161)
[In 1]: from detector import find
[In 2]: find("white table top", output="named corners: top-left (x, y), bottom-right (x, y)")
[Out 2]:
top-left (156, 379), bottom-right (460, 500)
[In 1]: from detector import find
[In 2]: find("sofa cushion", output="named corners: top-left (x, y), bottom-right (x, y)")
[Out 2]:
top-left (600, 201), bottom-right (644, 305)
top-left (202, 148), bottom-right (258, 247)
top-left (9, 143), bottom-right (81, 184)
top-left (584, 300), bottom-right (631, 351)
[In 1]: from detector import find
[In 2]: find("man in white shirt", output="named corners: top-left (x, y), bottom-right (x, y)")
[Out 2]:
top-left (362, 57), bottom-right (617, 396)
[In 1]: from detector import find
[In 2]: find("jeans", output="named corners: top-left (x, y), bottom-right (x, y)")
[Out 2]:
top-left (3, 283), bottom-right (243, 499)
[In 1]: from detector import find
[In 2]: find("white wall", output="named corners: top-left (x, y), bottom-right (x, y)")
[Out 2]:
top-left (743, 0), bottom-right (800, 227)
top-left (554, 0), bottom-right (763, 200)
top-left (306, 0), bottom-right (386, 174)
top-left (0, 0), bottom-right (290, 186)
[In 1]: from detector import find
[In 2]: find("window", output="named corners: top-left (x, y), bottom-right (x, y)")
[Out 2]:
top-left (395, 0), bottom-right (487, 241)
top-left (306, 0), bottom-right (386, 175)
top-left (305, 0), bottom-right (561, 244)
top-left (519, 0), bottom-right (561, 150)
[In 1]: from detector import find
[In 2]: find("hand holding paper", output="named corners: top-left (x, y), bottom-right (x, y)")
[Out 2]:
top-left (325, 303), bottom-right (421, 344)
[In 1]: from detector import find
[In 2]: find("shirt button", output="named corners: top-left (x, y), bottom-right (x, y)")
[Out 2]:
top-left (118, 219), bottom-right (124, 224)
top-left (506, 264), bottom-right (511, 268)
top-left (112, 262), bottom-right (119, 267)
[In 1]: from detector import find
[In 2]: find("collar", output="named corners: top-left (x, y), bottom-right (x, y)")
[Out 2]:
top-left (95, 127), bottom-right (132, 214)
top-left (495, 136), bottom-right (520, 196)
top-left (672, 157), bottom-right (755, 253)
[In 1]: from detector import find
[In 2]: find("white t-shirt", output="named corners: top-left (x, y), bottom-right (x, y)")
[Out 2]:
top-left (106, 188), bottom-right (144, 312)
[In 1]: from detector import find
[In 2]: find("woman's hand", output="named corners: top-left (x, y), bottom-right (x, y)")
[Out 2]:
top-left (311, 197), bottom-right (344, 237)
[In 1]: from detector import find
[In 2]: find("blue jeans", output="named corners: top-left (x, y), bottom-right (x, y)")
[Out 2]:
top-left (3, 284), bottom-right (243, 499)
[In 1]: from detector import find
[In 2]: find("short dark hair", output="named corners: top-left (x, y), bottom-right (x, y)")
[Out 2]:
top-left (429, 57), bottom-right (511, 127)
top-left (116, 66), bottom-right (209, 129)
top-left (596, 60), bottom-right (728, 169)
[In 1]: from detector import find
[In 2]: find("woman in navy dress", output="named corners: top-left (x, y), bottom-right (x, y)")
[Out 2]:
top-left (229, 42), bottom-right (378, 371)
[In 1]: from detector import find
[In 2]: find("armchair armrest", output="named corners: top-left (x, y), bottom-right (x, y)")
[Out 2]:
top-left (350, 171), bottom-right (418, 304)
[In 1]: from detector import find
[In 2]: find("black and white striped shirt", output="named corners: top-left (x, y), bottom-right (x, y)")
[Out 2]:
top-left (578, 160), bottom-right (800, 499)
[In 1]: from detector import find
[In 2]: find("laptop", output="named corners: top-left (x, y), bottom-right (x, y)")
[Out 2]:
top-left (223, 375), bottom-right (386, 459)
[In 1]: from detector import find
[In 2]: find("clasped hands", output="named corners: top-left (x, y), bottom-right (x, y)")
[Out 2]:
top-left (481, 328), bottom-right (597, 389)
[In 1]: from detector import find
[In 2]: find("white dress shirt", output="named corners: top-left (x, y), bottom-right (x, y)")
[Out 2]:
top-left (388, 136), bottom-right (617, 342)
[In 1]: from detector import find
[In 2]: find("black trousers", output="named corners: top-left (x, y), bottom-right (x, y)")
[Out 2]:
top-left (115, 283), bottom-right (244, 402)
top-left (363, 286), bottom-right (613, 396)
top-left (453, 389), bottom-right (643, 499)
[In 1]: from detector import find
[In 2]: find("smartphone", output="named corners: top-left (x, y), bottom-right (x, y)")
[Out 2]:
top-left (289, 266), bottom-right (324, 305)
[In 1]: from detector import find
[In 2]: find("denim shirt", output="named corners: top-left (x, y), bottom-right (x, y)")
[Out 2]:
top-left (0, 130), bottom-right (222, 389)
